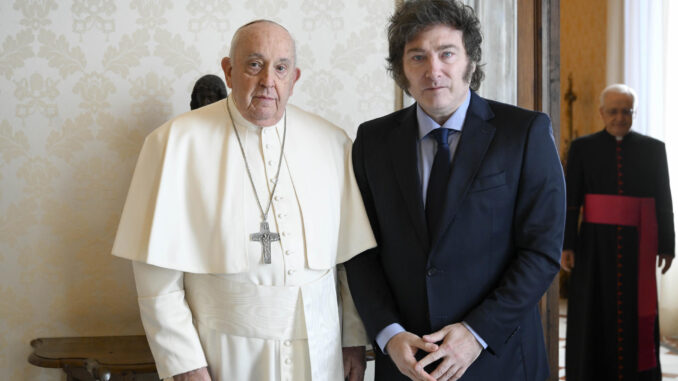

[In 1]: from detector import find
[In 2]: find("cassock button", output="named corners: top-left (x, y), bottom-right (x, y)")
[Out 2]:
top-left (268, 160), bottom-right (275, 166)
top-left (274, 195), bottom-right (283, 201)
top-left (427, 268), bottom-right (437, 277)
top-left (287, 269), bottom-right (295, 276)
top-left (282, 231), bottom-right (290, 237)
top-left (285, 250), bottom-right (293, 256)
top-left (284, 340), bottom-right (292, 347)
top-left (284, 358), bottom-right (292, 365)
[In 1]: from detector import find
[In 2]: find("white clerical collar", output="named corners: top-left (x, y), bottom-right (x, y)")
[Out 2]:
top-left (224, 95), bottom-right (284, 133)
top-left (417, 89), bottom-right (471, 140)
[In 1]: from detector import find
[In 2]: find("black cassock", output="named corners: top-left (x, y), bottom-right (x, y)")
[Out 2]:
top-left (564, 130), bottom-right (674, 381)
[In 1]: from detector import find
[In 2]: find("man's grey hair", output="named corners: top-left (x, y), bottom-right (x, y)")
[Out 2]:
top-left (228, 19), bottom-right (297, 66)
top-left (600, 84), bottom-right (637, 109)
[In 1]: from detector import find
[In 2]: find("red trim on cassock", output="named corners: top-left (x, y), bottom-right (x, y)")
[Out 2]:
top-left (583, 193), bottom-right (658, 371)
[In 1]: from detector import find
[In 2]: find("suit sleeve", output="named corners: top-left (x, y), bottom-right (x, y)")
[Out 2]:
top-left (344, 125), bottom-right (403, 342)
top-left (337, 264), bottom-right (369, 347)
top-left (464, 114), bottom-right (565, 355)
top-left (563, 139), bottom-right (585, 251)
top-left (654, 142), bottom-right (675, 256)
top-left (132, 261), bottom-right (207, 379)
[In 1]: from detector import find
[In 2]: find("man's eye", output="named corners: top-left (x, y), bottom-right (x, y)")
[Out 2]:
top-left (412, 55), bottom-right (424, 61)
top-left (276, 65), bottom-right (287, 72)
top-left (442, 51), bottom-right (453, 58)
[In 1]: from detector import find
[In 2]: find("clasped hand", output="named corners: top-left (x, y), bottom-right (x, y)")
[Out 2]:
top-left (386, 323), bottom-right (482, 381)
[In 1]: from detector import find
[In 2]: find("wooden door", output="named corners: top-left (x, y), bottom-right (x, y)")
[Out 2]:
top-left (518, 0), bottom-right (561, 380)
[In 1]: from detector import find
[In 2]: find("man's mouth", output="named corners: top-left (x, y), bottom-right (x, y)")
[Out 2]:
top-left (425, 86), bottom-right (446, 91)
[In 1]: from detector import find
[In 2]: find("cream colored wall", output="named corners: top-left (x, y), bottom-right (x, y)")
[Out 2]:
top-left (560, 0), bottom-right (608, 159)
top-left (0, 1), bottom-right (394, 379)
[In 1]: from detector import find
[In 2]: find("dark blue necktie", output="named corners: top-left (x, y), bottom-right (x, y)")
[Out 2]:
top-left (426, 128), bottom-right (451, 241)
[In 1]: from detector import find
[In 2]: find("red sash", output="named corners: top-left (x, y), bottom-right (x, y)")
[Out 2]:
top-left (583, 194), bottom-right (658, 371)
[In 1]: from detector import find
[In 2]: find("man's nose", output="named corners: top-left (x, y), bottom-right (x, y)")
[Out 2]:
top-left (259, 66), bottom-right (275, 87)
top-left (425, 57), bottom-right (442, 79)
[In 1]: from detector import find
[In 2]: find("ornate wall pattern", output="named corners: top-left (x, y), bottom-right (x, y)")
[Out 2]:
top-left (0, 1), bottom-right (394, 379)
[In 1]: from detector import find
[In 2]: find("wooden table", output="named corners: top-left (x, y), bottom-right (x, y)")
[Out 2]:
top-left (28, 335), bottom-right (158, 381)
top-left (30, 334), bottom-right (376, 380)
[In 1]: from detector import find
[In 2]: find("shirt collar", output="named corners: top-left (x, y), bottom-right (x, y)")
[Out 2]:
top-left (417, 89), bottom-right (471, 140)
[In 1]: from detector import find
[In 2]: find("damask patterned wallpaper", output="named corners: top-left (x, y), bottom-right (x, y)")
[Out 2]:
top-left (0, 1), bottom-right (394, 379)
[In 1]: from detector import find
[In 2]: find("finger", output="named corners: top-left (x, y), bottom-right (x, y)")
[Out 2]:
top-left (435, 362), bottom-right (461, 381)
top-left (410, 336), bottom-right (439, 352)
top-left (417, 348), bottom-right (445, 369)
top-left (422, 327), bottom-right (449, 343)
top-left (561, 256), bottom-right (570, 271)
top-left (449, 364), bottom-right (467, 381)
top-left (416, 341), bottom-right (439, 353)
top-left (663, 257), bottom-right (673, 274)
top-left (348, 367), bottom-right (364, 381)
top-left (430, 357), bottom-right (455, 379)
top-left (411, 364), bottom-right (437, 381)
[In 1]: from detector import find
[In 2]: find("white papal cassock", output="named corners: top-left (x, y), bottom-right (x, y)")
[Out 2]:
top-left (112, 96), bottom-right (376, 381)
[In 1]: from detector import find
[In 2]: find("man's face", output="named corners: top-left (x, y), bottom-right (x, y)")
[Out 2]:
top-left (222, 22), bottom-right (300, 126)
top-left (599, 92), bottom-right (634, 137)
top-left (403, 24), bottom-right (473, 124)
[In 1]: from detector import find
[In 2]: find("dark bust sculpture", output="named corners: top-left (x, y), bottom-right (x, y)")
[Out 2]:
top-left (190, 74), bottom-right (228, 110)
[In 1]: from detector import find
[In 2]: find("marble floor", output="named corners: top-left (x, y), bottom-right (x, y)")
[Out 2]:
top-left (558, 298), bottom-right (678, 380)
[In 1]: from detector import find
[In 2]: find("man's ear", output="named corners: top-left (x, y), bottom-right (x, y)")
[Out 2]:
top-left (294, 67), bottom-right (301, 83)
top-left (288, 67), bottom-right (301, 97)
top-left (221, 57), bottom-right (233, 88)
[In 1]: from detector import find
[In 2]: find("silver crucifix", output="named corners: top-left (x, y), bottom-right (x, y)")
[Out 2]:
top-left (250, 221), bottom-right (280, 264)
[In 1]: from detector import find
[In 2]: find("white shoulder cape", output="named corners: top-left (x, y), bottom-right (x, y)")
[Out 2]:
top-left (112, 99), bottom-right (375, 273)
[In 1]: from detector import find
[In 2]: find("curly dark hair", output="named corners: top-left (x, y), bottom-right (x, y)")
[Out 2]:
top-left (387, 0), bottom-right (485, 93)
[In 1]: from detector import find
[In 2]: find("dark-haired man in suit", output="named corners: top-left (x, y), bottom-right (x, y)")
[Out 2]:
top-left (345, 1), bottom-right (566, 380)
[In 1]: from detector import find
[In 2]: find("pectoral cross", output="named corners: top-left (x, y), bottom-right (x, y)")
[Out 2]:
top-left (250, 221), bottom-right (280, 264)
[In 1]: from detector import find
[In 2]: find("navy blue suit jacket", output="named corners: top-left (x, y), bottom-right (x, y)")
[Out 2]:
top-left (345, 92), bottom-right (566, 380)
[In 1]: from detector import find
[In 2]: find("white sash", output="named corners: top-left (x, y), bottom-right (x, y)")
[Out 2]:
top-left (183, 270), bottom-right (343, 379)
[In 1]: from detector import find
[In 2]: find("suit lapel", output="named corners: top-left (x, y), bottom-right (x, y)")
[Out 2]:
top-left (431, 94), bottom-right (495, 250)
top-left (388, 106), bottom-right (429, 251)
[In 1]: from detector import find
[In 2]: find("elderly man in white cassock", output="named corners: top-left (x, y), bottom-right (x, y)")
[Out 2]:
top-left (112, 19), bottom-right (376, 381)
